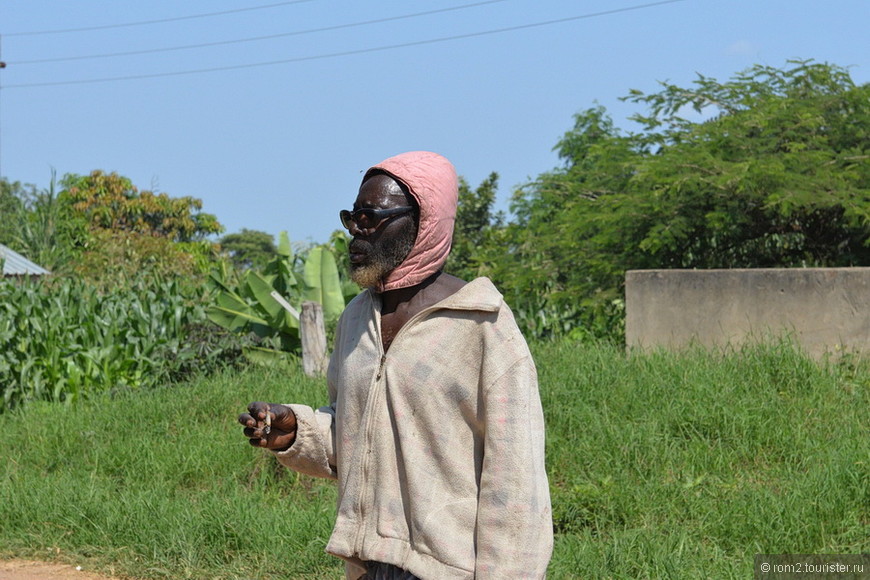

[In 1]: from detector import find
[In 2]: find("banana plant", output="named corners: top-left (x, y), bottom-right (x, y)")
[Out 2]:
top-left (302, 245), bottom-right (345, 320)
top-left (327, 231), bottom-right (363, 306)
top-left (207, 231), bottom-right (350, 364)
top-left (207, 232), bottom-right (301, 362)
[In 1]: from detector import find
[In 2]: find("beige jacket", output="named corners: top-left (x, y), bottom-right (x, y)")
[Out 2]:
top-left (275, 277), bottom-right (553, 579)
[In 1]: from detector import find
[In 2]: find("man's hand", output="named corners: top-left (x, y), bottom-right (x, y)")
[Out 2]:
top-left (239, 402), bottom-right (297, 451)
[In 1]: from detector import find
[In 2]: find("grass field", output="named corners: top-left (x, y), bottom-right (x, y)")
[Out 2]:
top-left (1, 340), bottom-right (867, 579)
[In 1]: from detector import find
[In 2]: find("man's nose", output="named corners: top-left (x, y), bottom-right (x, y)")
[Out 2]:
top-left (347, 221), bottom-right (364, 236)
top-left (348, 221), bottom-right (373, 237)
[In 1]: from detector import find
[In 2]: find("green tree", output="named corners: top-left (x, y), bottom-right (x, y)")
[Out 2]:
top-left (0, 179), bottom-right (29, 247)
top-left (504, 105), bottom-right (640, 300)
top-left (620, 60), bottom-right (870, 270)
top-left (0, 175), bottom-right (86, 272)
top-left (219, 229), bottom-right (277, 270)
top-left (61, 170), bottom-right (223, 242)
top-left (499, 60), bottom-right (869, 339)
top-left (56, 170), bottom-right (224, 286)
top-left (446, 172), bottom-right (503, 280)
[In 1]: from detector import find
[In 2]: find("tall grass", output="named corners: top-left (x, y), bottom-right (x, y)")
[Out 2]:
top-left (0, 340), bottom-right (867, 579)
top-left (539, 340), bottom-right (869, 578)
top-left (0, 362), bottom-right (340, 579)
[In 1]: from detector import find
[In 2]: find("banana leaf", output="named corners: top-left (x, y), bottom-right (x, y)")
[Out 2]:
top-left (206, 305), bottom-right (269, 332)
top-left (302, 246), bottom-right (345, 320)
top-left (245, 271), bottom-right (285, 322)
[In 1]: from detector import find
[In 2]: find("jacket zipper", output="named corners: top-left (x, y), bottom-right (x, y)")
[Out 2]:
top-left (354, 322), bottom-right (388, 553)
top-left (353, 302), bottom-right (440, 554)
top-left (375, 353), bottom-right (386, 380)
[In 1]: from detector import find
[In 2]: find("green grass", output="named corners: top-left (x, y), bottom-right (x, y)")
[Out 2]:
top-left (1, 341), bottom-right (868, 579)
top-left (0, 363), bottom-right (340, 579)
top-left (539, 340), bottom-right (869, 578)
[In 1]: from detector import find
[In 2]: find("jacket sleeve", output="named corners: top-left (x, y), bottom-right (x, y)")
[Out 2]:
top-left (474, 354), bottom-right (553, 578)
top-left (271, 321), bottom-right (343, 479)
top-left (272, 402), bottom-right (337, 479)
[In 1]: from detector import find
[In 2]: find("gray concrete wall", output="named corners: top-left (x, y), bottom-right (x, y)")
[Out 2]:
top-left (625, 268), bottom-right (870, 358)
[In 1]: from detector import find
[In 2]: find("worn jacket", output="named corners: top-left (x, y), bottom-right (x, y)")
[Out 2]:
top-left (275, 277), bottom-right (553, 579)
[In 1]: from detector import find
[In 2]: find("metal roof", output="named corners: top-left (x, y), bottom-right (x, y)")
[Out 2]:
top-left (0, 244), bottom-right (51, 276)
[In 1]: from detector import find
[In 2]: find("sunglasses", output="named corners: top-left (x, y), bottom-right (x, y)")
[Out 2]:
top-left (339, 206), bottom-right (415, 231)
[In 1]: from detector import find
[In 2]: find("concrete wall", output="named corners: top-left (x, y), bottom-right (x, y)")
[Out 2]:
top-left (625, 268), bottom-right (870, 358)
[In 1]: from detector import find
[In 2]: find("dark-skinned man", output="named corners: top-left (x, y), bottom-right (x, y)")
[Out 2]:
top-left (239, 151), bottom-right (552, 579)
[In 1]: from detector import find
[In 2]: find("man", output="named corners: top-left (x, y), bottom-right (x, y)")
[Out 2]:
top-left (239, 151), bottom-right (552, 579)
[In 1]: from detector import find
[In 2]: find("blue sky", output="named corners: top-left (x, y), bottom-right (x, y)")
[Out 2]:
top-left (1, 0), bottom-right (868, 246)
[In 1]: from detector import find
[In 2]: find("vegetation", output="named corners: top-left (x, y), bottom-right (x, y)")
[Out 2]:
top-left (0, 276), bottom-right (242, 413)
top-left (62, 170), bottom-right (222, 243)
top-left (0, 341), bottom-right (866, 579)
top-left (207, 232), bottom-right (353, 365)
top-left (218, 228), bottom-right (278, 270)
top-left (61, 170), bottom-right (224, 287)
top-left (0, 58), bottom-right (868, 576)
top-left (446, 172), bottom-right (503, 281)
top-left (0, 362), bottom-right (339, 579)
top-left (1, 170), bottom-right (223, 283)
top-left (451, 60), bottom-right (870, 340)
top-left (0, 174), bottom-right (85, 272)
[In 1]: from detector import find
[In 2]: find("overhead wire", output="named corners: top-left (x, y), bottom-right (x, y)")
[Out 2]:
top-left (3, 0), bottom-right (316, 37)
top-left (7, 0), bottom-right (510, 65)
top-left (1, 0), bottom-right (687, 89)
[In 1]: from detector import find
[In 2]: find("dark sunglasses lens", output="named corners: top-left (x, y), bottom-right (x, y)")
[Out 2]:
top-left (340, 209), bottom-right (377, 229)
top-left (339, 210), bottom-right (352, 229)
top-left (353, 209), bottom-right (376, 228)
top-left (341, 207), bottom-right (411, 230)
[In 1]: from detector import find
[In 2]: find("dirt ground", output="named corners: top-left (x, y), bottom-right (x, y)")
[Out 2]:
top-left (0, 560), bottom-right (121, 580)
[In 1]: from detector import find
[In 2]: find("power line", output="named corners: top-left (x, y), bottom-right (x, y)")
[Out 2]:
top-left (7, 0), bottom-right (509, 65)
top-left (3, 0), bottom-right (316, 37)
top-left (2, 0), bottom-right (687, 89)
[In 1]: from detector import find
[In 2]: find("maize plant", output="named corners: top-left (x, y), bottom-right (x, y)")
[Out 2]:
top-left (0, 276), bottom-right (213, 412)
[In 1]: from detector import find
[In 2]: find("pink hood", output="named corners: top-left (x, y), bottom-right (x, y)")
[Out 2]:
top-left (363, 151), bottom-right (458, 292)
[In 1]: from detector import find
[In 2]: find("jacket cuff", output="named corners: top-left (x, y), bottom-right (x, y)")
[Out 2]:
top-left (272, 403), bottom-right (336, 479)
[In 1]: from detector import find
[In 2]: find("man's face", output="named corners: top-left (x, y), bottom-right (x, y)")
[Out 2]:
top-left (347, 174), bottom-right (418, 289)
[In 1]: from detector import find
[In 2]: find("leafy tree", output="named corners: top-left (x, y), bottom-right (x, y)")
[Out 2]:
top-left (446, 172), bottom-right (504, 280)
top-left (0, 175), bottom-right (86, 272)
top-left (0, 179), bottom-right (29, 247)
top-left (71, 230), bottom-right (216, 290)
top-left (504, 105), bottom-right (640, 301)
top-left (620, 60), bottom-right (870, 271)
top-left (56, 170), bottom-right (224, 287)
top-left (61, 170), bottom-right (223, 242)
top-left (498, 60), bottom-right (869, 339)
top-left (219, 229), bottom-right (277, 270)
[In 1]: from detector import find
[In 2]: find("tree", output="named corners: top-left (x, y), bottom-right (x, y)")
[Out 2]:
top-left (446, 172), bottom-right (503, 280)
top-left (59, 170), bottom-right (224, 287)
top-left (0, 179), bottom-right (28, 247)
top-left (498, 60), bottom-right (869, 339)
top-left (219, 229), bottom-right (277, 270)
top-left (61, 170), bottom-right (223, 242)
top-left (619, 60), bottom-right (870, 270)
top-left (0, 175), bottom-right (86, 272)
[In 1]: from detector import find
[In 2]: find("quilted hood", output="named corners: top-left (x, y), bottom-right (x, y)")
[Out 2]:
top-left (363, 151), bottom-right (458, 292)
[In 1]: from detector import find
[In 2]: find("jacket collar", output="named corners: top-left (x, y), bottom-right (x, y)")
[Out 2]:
top-left (367, 277), bottom-right (502, 315)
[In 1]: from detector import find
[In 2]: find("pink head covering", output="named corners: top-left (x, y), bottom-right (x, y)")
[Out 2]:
top-left (363, 151), bottom-right (458, 292)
